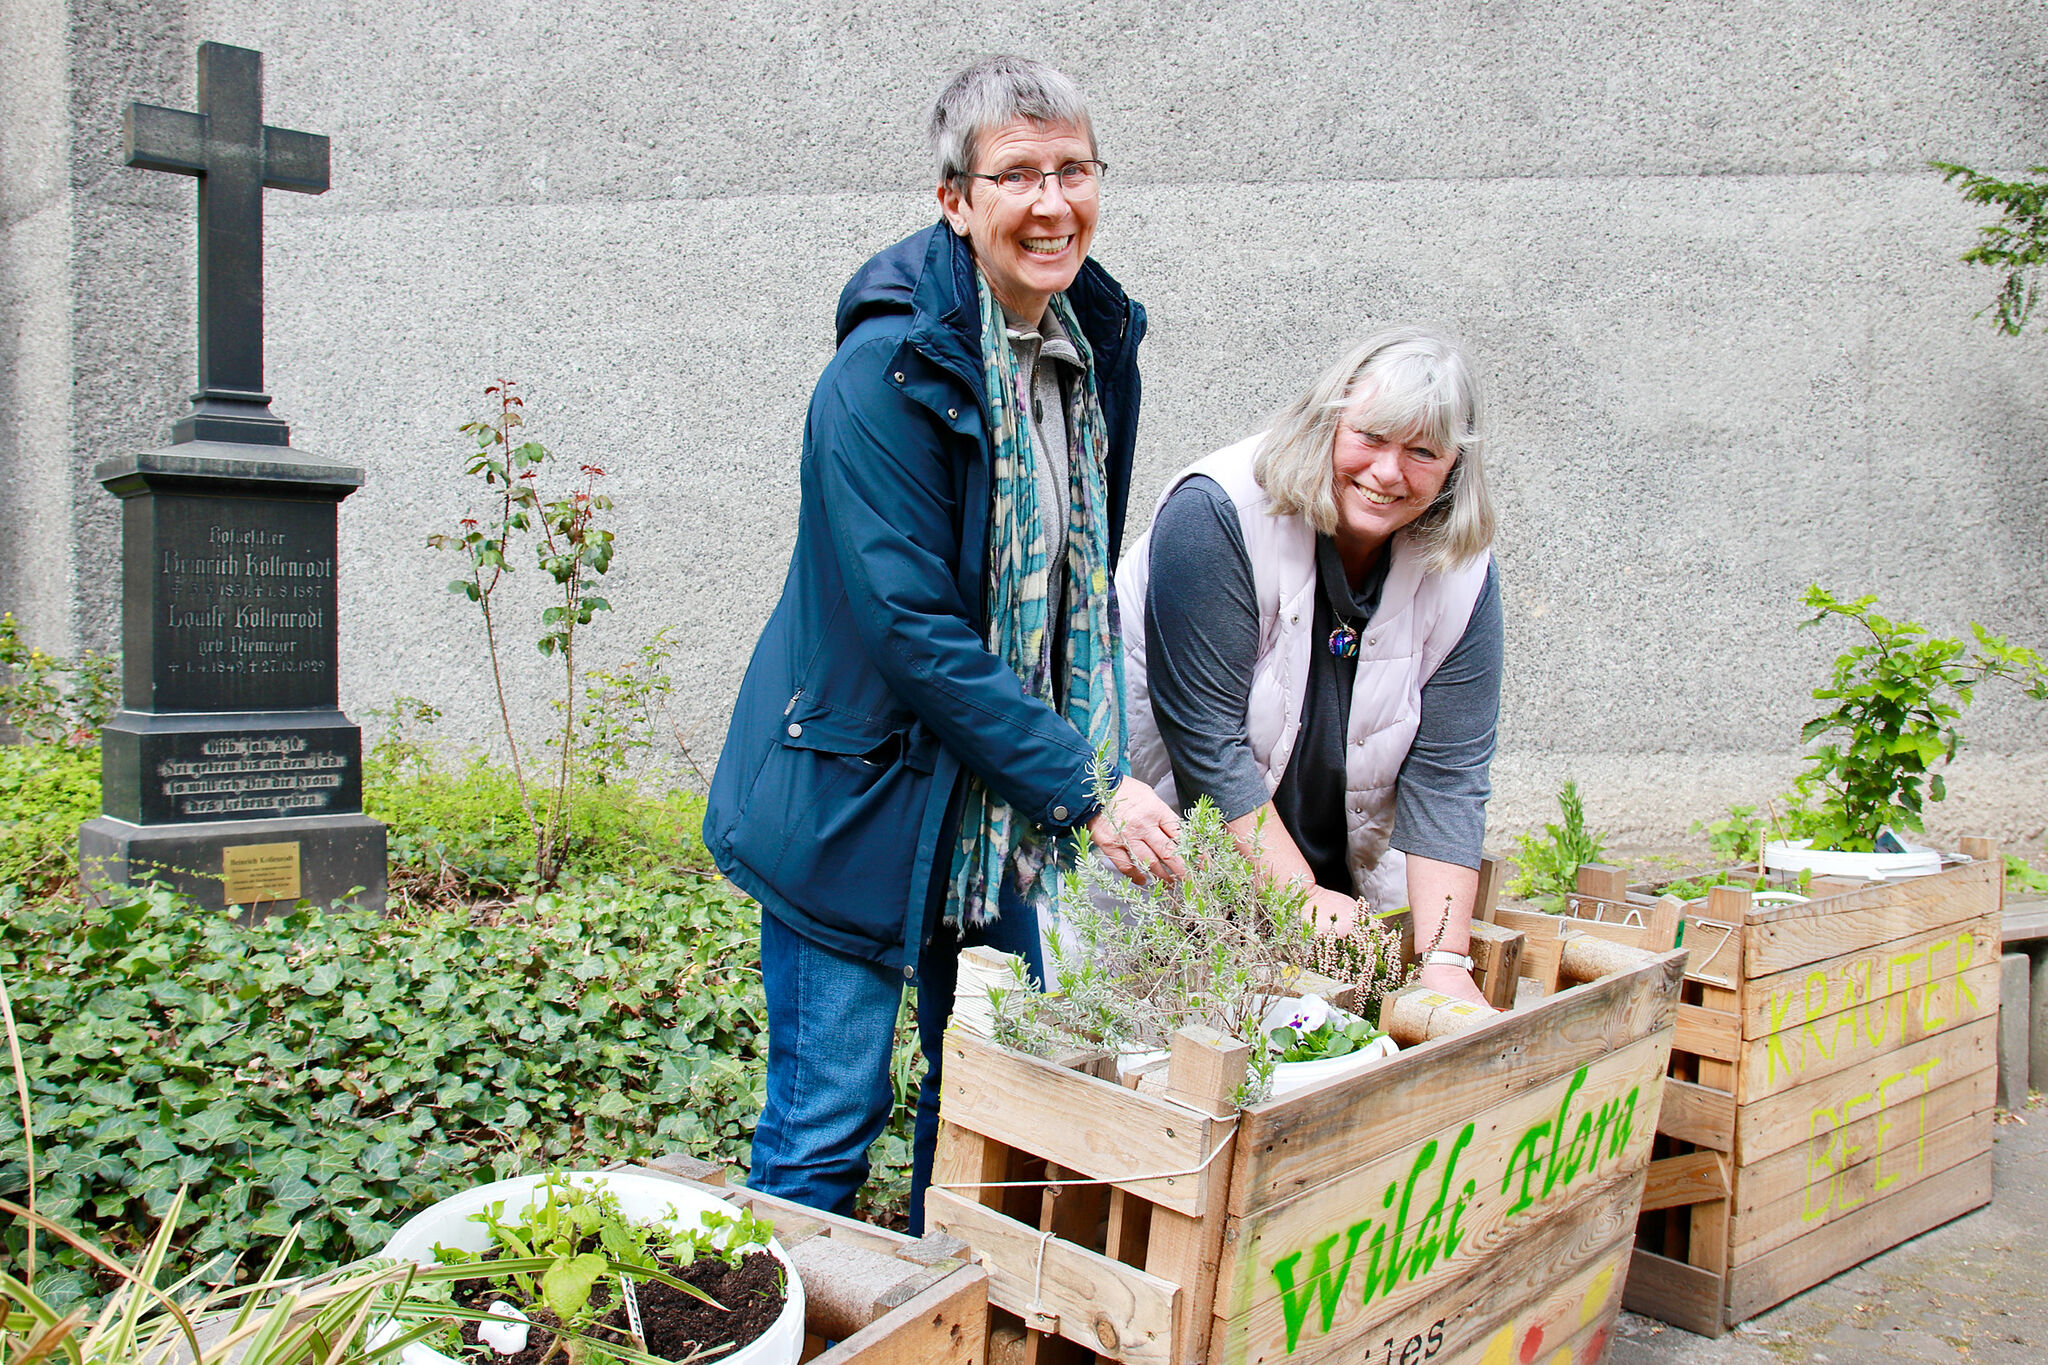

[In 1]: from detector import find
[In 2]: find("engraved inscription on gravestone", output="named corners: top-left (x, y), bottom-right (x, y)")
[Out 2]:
top-left (151, 499), bottom-right (336, 711)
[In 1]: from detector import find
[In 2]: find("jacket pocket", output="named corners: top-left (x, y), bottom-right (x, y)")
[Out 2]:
top-left (726, 701), bottom-right (936, 945)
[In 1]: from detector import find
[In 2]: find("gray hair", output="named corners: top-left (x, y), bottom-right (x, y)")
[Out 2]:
top-left (1253, 325), bottom-right (1496, 572)
top-left (928, 56), bottom-right (1096, 187)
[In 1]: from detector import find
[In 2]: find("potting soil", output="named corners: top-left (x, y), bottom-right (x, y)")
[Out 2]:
top-left (452, 1248), bottom-right (785, 1363)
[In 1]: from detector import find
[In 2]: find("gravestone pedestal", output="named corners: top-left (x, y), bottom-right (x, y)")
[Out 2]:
top-left (79, 442), bottom-right (385, 911)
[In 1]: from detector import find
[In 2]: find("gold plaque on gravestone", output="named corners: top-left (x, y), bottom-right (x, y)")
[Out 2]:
top-left (222, 842), bottom-right (301, 904)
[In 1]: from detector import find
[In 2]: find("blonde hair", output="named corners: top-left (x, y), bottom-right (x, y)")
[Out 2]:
top-left (1252, 325), bottom-right (1495, 572)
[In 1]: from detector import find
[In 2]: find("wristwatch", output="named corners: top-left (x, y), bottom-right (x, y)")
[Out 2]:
top-left (1421, 950), bottom-right (1476, 971)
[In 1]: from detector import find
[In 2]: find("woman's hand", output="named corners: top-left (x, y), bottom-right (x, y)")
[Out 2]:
top-left (1086, 777), bottom-right (1187, 886)
top-left (1307, 886), bottom-right (1361, 938)
top-left (1415, 962), bottom-right (1492, 1009)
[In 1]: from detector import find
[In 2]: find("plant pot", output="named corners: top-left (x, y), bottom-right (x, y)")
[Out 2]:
top-left (1257, 994), bottom-right (1399, 1097)
top-left (1762, 838), bottom-right (1942, 881)
top-left (378, 1170), bottom-right (804, 1365)
top-left (1268, 1032), bottom-right (1399, 1097)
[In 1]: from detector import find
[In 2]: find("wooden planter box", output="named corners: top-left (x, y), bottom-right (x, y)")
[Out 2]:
top-left (625, 1157), bottom-right (990, 1364)
top-left (925, 938), bottom-right (1687, 1364)
top-left (1568, 841), bottom-right (2006, 1337)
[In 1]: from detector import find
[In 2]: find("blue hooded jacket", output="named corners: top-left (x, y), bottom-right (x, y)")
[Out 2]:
top-left (705, 223), bottom-right (1147, 969)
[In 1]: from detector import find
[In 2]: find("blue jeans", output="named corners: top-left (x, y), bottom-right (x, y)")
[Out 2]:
top-left (749, 885), bottom-right (1042, 1231)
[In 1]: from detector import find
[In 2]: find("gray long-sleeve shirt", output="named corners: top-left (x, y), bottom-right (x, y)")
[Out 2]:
top-left (1141, 475), bottom-right (1503, 891)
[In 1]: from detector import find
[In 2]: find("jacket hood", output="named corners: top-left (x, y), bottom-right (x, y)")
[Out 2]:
top-left (834, 228), bottom-right (934, 342)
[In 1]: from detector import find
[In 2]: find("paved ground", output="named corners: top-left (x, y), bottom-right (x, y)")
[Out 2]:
top-left (1610, 1100), bottom-right (2046, 1365)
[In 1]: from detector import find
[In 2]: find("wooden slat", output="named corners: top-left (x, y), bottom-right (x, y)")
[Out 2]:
top-left (941, 1029), bottom-right (1222, 1217)
top-left (1475, 855), bottom-right (1504, 923)
top-left (1742, 859), bottom-right (2000, 977)
top-left (1723, 1151), bottom-right (1992, 1324)
top-left (1733, 1015), bottom-right (1997, 1165)
top-left (1467, 920), bottom-right (1524, 1011)
top-left (812, 1265), bottom-right (990, 1365)
top-left (1230, 951), bottom-right (1685, 1216)
top-left (1436, 1304), bottom-right (1621, 1365)
top-left (1423, 1235), bottom-right (1629, 1365)
top-left (1214, 1032), bottom-right (1669, 1335)
top-left (925, 1189), bottom-right (1180, 1365)
top-left (1739, 914), bottom-right (2002, 1039)
top-left (1557, 915), bottom-right (1654, 951)
top-left (1682, 897), bottom-right (1745, 988)
top-left (1574, 863), bottom-right (1631, 903)
top-left (1491, 906), bottom-right (1565, 939)
top-left (1729, 1107), bottom-right (1993, 1258)
top-left (1209, 1170), bottom-right (1647, 1363)
top-left (1656, 1077), bottom-right (1736, 1152)
top-left (1689, 1195), bottom-right (1731, 1287)
top-left (1144, 1028), bottom-right (1246, 1365)
top-left (1730, 1068), bottom-right (1994, 1215)
top-left (1621, 1247), bottom-right (1725, 1338)
top-left (934, 1120), bottom-right (1012, 1214)
top-left (1674, 1003), bottom-right (1742, 1063)
top-left (1640, 1151), bottom-right (1729, 1212)
top-left (1737, 959), bottom-right (2001, 1103)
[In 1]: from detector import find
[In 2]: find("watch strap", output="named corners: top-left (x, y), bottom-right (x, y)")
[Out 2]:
top-left (1421, 950), bottom-right (1476, 971)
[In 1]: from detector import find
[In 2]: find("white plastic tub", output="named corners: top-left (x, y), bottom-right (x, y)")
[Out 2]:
top-left (1763, 838), bottom-right (1942, 882)
top-left (379, 1170), bottom-right (804, 1365)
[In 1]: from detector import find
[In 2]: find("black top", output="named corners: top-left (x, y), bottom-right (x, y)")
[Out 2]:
top-left (1142, 475), bottom-right (1504, 893)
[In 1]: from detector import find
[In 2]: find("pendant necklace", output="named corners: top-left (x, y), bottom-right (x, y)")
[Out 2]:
top-left (1319, 536), bottom-right (1378, 659)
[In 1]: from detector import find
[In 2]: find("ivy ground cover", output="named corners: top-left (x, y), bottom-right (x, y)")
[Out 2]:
top-left (0, 876), bottom-right (767, 1307)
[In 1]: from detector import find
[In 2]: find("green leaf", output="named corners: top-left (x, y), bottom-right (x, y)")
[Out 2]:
top-left (539, 1252), bottom-right (607, 1321)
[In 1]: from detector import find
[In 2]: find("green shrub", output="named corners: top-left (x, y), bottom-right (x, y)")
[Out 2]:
top-left (0, 876), bottom-right (766, 1307)
top-left (365, 752), bottom-right (711, 902)
top-left (1790, 586), bottom-right (2047, 852)
top-left (0, 742), bottom-right (101, 894)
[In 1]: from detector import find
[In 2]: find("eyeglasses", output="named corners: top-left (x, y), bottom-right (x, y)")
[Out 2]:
top-left (958, 160), bottom-right (1108, 198)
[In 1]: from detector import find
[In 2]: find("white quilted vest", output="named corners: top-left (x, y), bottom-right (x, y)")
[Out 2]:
top-left (1119, 435), bottom-right (1491, 913)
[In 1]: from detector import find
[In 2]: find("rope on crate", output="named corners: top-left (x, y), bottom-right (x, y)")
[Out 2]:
top-left (1028, 1226), bottom-right (1056, 1325)
top-left (931, 1116), bottom-right (1240, 1195)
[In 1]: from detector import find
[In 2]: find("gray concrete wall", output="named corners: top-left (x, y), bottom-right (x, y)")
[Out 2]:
top-left (0, 0), bottom-right (76, 656)
top-left (9, 1), bottom-right (2048, 848)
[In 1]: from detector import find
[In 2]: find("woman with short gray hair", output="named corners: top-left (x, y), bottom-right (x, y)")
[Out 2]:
top-left (1120, 326), bottom-right (1504, 1008)
top-left (708, 56), bottom-right (1175, 1229)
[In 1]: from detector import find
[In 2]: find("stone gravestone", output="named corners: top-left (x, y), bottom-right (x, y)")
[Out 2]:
top-left (78, 41), bottom-right (386, 913)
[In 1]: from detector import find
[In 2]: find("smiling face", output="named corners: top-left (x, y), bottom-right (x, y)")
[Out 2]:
top-left (935, 119), bottom-right (1099, 323)
top-left (1328, 390), bottom-right (1458, 563)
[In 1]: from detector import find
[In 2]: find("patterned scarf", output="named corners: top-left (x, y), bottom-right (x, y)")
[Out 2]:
top-left (944, 276), bottom-right (1126, 930)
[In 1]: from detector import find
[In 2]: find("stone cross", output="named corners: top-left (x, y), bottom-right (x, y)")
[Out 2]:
top-left (83, 41), bottom-right (384, 915)
top-left (124, 41), bottom-right (328, 446)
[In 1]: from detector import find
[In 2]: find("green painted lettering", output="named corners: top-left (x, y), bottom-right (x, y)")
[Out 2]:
top-left (1270, 1218), bottom-right (1371, 1351)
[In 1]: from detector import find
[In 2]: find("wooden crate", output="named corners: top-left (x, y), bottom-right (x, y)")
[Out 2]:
top-left (925, 934), bottom-right (1687, 1364)
top-left (624, 1157), bottom-right (990, 1364)
top-left (1606, 840), bottom-right (2003, 1337)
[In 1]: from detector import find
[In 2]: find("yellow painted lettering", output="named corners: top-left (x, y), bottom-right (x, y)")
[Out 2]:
top-left (1765, 1029), bottom-right (1793, 1085)
top-left (1953, 933), bottom-right (1981, 1015)
top-left (1804, 1103), bottom-right (1844, 1220)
